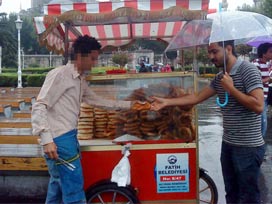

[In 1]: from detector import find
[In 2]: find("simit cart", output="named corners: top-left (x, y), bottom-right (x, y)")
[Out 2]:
top-left (33, 1), bottom-right (218, 203)
top-left (77, 72), bottom-right (217, 204)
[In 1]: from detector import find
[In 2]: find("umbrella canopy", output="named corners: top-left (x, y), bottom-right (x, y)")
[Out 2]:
top-left (166, 11), bottom-right (272, 51)
top-left (246, 35), bottom-right (272, 47)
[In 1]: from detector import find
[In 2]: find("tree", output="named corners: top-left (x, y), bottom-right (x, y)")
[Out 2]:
top-left (0, 13), bottom-right (17, 67)
top-left (112, 52), bottom-right (131, 67)
top-left (260, 0), bottom-right (272, 18)
top-left (197, 47), bottom-right (210, 65)
top-left (235, 44), bottom-right (252, 57)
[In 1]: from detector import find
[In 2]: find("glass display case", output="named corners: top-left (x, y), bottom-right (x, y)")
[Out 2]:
top-left (79, 72), bottom-right (198, 143)
top-left (80, 72), bottom-right (200, 203)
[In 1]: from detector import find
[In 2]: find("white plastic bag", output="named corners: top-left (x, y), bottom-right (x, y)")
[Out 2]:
top-left (111, 145), bottom-right (131, 187)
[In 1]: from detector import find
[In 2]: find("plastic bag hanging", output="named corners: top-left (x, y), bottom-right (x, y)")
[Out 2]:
top-left (111, 144), bottom-right (131, 187)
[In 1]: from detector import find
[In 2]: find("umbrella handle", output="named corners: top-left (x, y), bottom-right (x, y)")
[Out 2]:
top-left (216, 92), bottom-right (229, 107)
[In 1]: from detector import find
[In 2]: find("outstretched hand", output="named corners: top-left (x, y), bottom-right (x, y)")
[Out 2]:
top-left (150, 96), bottom-right (168, 111)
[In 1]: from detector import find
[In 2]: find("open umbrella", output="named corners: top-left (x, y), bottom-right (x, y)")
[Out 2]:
top-left (166, 11), bottom-right (272, 51)
top-left (246, 35), bottom-right (272, 47)
top-left (165, 11), bottom-right (272, 107)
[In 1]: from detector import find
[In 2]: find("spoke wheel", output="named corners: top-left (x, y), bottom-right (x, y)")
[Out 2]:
top-left (199, 169), bottom-right (218, 204)
top-left (86, 180), bottom-right (140, 204)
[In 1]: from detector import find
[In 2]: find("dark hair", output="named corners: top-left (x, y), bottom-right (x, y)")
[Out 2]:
top-left (70, 35), bottom-right (101, 59)
top-left (218, 40), bottom-right (237, 57)
top-left (257, 43), bottom-right (272, 58)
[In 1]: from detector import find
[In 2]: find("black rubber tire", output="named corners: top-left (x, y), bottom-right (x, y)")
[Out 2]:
top-left (86, 180), bottom-right (140, 204)
top-left (199, 168), bottom-right (218, 204)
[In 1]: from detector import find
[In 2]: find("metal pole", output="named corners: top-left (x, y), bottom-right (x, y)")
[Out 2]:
top-left (22, 49), bottom-right (24, 69)
top-left (17, 28), bottom-right (22, 88)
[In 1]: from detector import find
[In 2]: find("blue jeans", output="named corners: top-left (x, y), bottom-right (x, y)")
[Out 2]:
top-left (220, 142), bottom-right (265, 204)
top-left (45, 129), bottom-right (86, 204)
top-left (261, 100), bottom-right (268, 138)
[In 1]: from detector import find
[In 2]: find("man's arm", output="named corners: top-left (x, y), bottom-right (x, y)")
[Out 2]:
top-left (221, 72), bottom-right (263, 114)
top-left (31, 70), bottom-right (68, 159)
top-left (151, 85), bottom-right (216, 111)
top-left (82, 81), bottom-right (131, 109)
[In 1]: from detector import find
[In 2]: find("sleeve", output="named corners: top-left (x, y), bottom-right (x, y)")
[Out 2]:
top-left (31, 69), bottom-right (68, 145)
top-left (241, 62), bottom-right (263, 93)
top-left (81, 80), bottom-right (131, 110)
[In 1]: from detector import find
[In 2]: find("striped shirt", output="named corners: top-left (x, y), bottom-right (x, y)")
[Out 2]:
top-left (252, 58), bottom-right (270, 98)
top-left (210, 59), bottom-right (264, 147)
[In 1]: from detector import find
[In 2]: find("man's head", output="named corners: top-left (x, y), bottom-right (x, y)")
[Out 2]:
top-left (257, 43), bottom-right (272, 61)
top-left (72, 35), bottom-right (101, 74)
top-left (208, 40), bottom-right (237, 68)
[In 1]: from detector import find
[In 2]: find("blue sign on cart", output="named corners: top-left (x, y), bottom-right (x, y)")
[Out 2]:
top-left (156, 153), bottom-right (189, 193)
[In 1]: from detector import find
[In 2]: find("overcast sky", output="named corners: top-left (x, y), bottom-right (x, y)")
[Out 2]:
top-left (0, 0), bottom-right (255, 14)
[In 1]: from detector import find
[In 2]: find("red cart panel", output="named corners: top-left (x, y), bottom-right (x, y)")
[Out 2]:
top-left (81, 142), bottom-right (198, 203)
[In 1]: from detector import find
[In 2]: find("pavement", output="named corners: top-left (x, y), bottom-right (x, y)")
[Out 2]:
top-left (260, 111), bottom-right (272, 204)
top-left (198, 92), bottom-right (272, 204)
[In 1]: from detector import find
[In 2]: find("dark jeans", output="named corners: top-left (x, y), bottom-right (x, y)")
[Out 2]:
top-left (220, 142), bottom-right (265, 204)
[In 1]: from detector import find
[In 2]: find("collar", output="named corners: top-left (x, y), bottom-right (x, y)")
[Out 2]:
top-left (67, 63), bottom-right (80, 79)
top-left (229, 59), bottom-right (243, 75)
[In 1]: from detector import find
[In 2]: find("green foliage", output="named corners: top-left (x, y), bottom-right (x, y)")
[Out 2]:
top-left (23, 67), bottom-right (54, 74)
top-left (0, 73), bottom-right (46, 87)
top-left (26, 74), bottom-right (46, 87)
top-left (1, 68), bottom-right (17, 73)
top-left (165, 51), bottom-right (177, 60)
top-left (128, 39), bottom-right (166, 54)
top-left (260, 0), bottom-right (272, 18)
top-left (235, 44), bottom-right (252, 56)
top-left (0, 73), bottom-right (17, 87)
top-left (198, 66), bottom-right (218, 75)
top-left (0, 73), bottom-right (28, 87)
top-left (0, 13), bottom-right (17, 67)
top-left (1, 67), bottom-right (54, 74)
top-left (112, 52), bottom-right (130, 67)
top-left (197, 47), bottom-right (210, 65)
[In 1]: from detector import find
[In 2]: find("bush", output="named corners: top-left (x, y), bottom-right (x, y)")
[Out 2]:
top-left (24, 68), bottom-right (54, 74)
top-left (1, 68), bottom-right (17, 73)
top-left (0, 74), bottom-right (17, 87)
top-left (26, 74), bottom-right (46, 87)
top-left (0, 73), bottom-right (46, 87)
top-left (1, 67), bottom-right (54, 74)
top-left (0, 73), bottom-right (28, 87)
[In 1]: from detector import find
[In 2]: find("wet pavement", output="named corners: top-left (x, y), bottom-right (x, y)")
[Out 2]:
top-left (198, 80), bottom-right (272, 204)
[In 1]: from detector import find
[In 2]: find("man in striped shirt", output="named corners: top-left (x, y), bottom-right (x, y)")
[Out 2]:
top-left (252, 42), bottom-right (272, 137)
top-left (151, 40), bottom-right (265, 203)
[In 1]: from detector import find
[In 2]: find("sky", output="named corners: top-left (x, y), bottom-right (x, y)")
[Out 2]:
top-left (0, 0), bottom-right (255, 14)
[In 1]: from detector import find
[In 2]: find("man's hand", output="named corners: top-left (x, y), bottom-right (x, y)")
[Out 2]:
top-left (150, 96), bottom-right (168, 111)
top-left (131, 100), bottom-right (151, 110)
top-left (221, 72), bottom-right (234, 94)
top-left (43, 142), bottom-right (58, 159)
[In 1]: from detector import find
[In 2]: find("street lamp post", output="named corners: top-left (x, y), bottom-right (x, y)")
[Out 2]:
top-left (15, 15), bottom-right (23, 88)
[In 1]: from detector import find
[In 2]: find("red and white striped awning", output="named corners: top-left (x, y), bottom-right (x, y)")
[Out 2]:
top-left (34, 0), bottom-right (209, 54)
top-left (44, 0), bottom-right (209, 15)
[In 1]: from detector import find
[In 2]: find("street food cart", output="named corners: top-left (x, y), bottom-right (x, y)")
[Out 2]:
top-left (33, 1), bottom-right (217, 203)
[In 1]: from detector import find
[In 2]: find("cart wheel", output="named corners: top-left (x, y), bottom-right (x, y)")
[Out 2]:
top-left (86, 179), bottom-right (140, 204)
top-left (199, 168), bottom-right (218, 204)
